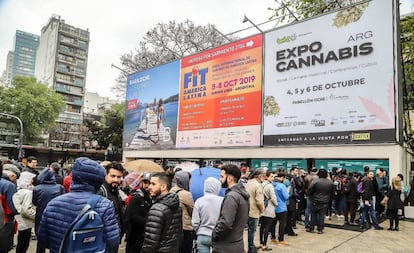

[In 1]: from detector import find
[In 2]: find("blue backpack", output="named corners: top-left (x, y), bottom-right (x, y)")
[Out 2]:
top-left (59, 195), bottom-right (105, 253)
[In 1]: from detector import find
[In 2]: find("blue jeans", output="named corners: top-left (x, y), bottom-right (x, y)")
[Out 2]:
top-left (247, 217), bottom-right (259, 252)
top-left (197, 234), bottom-right (212, 253)
top-left (360, 200), bottom-right (380, 229)
top-left (305, 198), bottom-right (313, 227)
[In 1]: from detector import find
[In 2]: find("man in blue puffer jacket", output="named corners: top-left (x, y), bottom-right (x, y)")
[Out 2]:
top-left (37, 157), bottom-right (120, 253)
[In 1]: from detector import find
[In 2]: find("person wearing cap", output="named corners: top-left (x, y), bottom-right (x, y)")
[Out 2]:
top-left (212, 164), bottom-right (249, 253)
top-left (2, 163), bottom-right (20, 183)
top-left (37, 157), bottom-right (120, 253)
top-left (246, 168), bottom-right (266, 253)
top-left (124, 172), bottom-right (152, 253)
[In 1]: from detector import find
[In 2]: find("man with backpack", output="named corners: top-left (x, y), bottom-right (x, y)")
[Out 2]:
top-left (332, 168), bottom-right (346, 219)
top-left (37, 157), bottom-right (120, 253)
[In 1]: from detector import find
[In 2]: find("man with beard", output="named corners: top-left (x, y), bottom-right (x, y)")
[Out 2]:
top-left (98, 161), bottom-right (125, 238)
top-left (212, 164), bottom-right (250, 253)
top-left (142, 172), bottom-right (183, 253)
top-left (124, 173), bottom-right (152, 253)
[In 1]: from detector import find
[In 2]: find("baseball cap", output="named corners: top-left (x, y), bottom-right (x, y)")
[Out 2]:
top-left (3, 164), bottom-right (20, 178)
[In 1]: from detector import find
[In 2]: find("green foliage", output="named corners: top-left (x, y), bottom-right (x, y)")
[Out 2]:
top-left (102, 103), bottom-right (125, 148)
top-left (85, 103), bottom-right (125, 149)
top-left (0, 76), bottom-right (65, 144)
top-left (269, 0), bottom-right (365, 24)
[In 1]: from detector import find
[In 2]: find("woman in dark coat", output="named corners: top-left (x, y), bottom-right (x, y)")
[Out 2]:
top-left (386, 177), bottom-right (404, 231)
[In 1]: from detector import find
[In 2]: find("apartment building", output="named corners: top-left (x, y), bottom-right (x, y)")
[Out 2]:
top-left (35, 15), bottom-right (90, 149)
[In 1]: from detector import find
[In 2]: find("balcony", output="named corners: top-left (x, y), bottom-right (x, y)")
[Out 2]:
top-left (73, 99), bottom-right (83, 106)
top-left (74, 79), bottom-right (84, 87)
top-left (55, 86), bottom-right (70, 93)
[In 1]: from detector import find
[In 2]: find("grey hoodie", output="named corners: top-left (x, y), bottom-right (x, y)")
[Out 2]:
top-left (192, 177), bottom-right (223, 236)
top-left (175, 170), bottom-right (190, 191)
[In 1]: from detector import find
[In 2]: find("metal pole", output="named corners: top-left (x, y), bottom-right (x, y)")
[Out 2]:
top-left (0, 112), bottom-right (24, 161)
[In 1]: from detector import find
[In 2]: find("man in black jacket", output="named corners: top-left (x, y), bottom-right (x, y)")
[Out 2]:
top-left (212, 164), bottom-right (250, 253)
top-left (306, 169), bottom-right (333, 234)
top-left (344, 172), bottom-right (359, 225)
top-left (98, 162), bottom-right (126, 237)
top-left (142, 172), bottom-right (182, 253)
top-left (360, 171), bottom-right (383, 230)
top-left (124, 173), bottom-right (152, 253)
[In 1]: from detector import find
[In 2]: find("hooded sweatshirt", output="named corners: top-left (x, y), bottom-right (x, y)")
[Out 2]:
top-left (37, 157), bottom-right (120, 253)
top-left (32, 168), bottom-right (65, 234)
top-left (192, 177), bottom-right (223, 236)
top-left (212, 183), bottom-right (250, 253)
top-left (12, 171), bottom-right (36, 231)
top-left (171, 170), bottom-right (194, 231)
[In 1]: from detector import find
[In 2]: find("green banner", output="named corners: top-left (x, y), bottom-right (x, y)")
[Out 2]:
top-left (314, 159), bottom-right (389, 175)
top-left (252, 159), bottom-right (307, 172)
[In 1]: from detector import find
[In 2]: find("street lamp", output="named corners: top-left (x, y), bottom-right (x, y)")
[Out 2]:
top-left (242, 15), bottom-right (264, 33)
top-left (111, 64), bottom-right (131, 76)
top-left (0, 112), bottom-right (24, 161)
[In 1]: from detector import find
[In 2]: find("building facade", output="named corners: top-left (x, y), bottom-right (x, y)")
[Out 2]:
top-left (35, 15), bottom-right (90, 149)
top-left (0, 51), bottom-right (14, 87)
top-left (84, 91), bottom-right (118, 116)
top-left (12, 30), bottom-right (39, 79)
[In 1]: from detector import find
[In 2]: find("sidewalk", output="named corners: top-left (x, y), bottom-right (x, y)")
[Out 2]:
top-left (245, 219), bottom-right (414, 253)
top-left (20, 219), bottom-right (414, 252)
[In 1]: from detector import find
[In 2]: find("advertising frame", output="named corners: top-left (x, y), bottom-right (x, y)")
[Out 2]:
top-left (262, 0), bottom-right (399, 146)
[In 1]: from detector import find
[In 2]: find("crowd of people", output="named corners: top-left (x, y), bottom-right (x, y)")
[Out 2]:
top-left (1, 157), bottom-right (413, 253)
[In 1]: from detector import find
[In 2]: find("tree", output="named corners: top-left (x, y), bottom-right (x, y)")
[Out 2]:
top-left (270, 0), bottom-right (414, 151)
top-left (112, 19), bottom-right (234, 98)
top-left (85, 103), bottom-right (125, 149)
top-left (269, 0), bottom-right (361, 23)
top-left (0, 76), bottom-right (65, 144)
top-left (401, 14), bottom-right (414, 150)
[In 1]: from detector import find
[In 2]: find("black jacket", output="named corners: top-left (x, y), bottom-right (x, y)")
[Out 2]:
top-left (32, 169), bottom-right (65, 234)
top-left (141, 192), bottom-right (182, 253)
top-left (212, 183), bottom-right (250, 253)
top-left (362, 179), bottom-right (375, 201)
top-left (344, 176), bottom-right (358, 201)
top-left (308, 178), bottom-right (333, 205)
top-left (124, 188), bottom-right (152, 252)
top-left (98, 182), bottom-right (125, 234)
top-left (386, 186), bottom-right (403, 210)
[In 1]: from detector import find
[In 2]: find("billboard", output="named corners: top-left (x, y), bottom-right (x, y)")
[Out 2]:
top-left (263, 0), bottom-right (396, 145)
top-left (123, 60), bottom-right (180, 150)
top-left (176, 35), bottom-right (263, 148)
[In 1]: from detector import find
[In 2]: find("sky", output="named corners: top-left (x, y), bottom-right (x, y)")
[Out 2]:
top-left (0, 0), bottom-right (413, 100)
